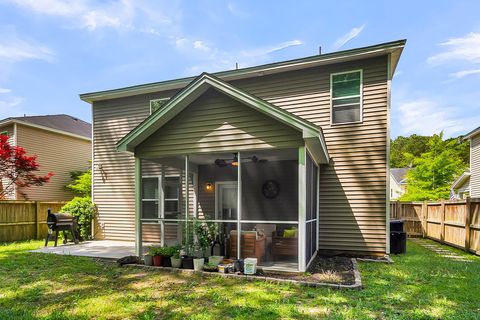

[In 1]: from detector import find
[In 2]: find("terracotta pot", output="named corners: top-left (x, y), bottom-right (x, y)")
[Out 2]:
top-left (153, 255), bottom-right (163, 267)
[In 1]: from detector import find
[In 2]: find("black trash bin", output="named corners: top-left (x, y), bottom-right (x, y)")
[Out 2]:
top-left (390, 220), bottom-right (407, 254)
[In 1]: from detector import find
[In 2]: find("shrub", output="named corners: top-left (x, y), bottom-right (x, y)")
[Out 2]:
top-left (60, 197), bottom-right (97, 240)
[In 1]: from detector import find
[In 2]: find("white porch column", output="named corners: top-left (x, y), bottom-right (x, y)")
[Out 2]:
top-left (134, 157), bottom-right (142, 257)
top-left (185, 155), bottom-right (190, 250)
top-left (298, 147), bottom-right (307, 272)
top-left (237, 152), bottom-right (242, 259)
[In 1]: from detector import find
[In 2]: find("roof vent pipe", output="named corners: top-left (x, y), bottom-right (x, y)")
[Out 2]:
top-left (319, 46), bottom-right (322, 55)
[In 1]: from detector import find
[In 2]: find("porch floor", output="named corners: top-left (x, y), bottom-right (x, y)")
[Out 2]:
top-left (31, 240), bottom-right (138, 260)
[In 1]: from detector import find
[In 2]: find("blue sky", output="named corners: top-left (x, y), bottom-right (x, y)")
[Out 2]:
top-left (0, 0), bottom-right (479, 138)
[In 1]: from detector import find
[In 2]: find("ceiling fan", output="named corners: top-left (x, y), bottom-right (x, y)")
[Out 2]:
top-left (214, 153), bottom-right (268, 167)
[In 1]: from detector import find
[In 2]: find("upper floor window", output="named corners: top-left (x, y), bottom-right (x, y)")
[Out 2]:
top-left (150, 98), bottom-right (170, 114)
top-left (331, 70), bottom-right (362, 125)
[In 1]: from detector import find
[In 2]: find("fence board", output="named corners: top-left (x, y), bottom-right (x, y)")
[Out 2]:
top-left (0, 201), bottom-right (67, 242)
top-left (391, 198), bottom-right (480, 255)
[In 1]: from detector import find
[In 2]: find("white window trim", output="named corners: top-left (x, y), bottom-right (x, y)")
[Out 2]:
top-left (214, 181), bottom-right (237, 220)
top-left (149, 98), bottom-right (170, 114)
top-left (141, 175), bottom-right (162, 223)
top-left (330, 69), bottom-right (363, 126)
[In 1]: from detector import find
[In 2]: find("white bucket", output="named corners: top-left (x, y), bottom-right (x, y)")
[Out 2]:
top-left (243, 258), bottom-right (258, 275)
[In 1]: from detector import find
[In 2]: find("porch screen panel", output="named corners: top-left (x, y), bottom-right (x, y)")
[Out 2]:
top-left (305, 153), bottom-right (318, 265)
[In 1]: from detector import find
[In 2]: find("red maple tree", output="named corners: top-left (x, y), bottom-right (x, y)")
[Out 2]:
top-left (0, 134), bottom-right (53, 199)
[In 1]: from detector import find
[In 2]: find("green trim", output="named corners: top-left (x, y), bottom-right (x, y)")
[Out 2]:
top-left (116, 72), bottom-right (329, 163)
top-left (80, 39), bottom-right (406, 103)
top-left (135, 157), bottom-right (142, 257)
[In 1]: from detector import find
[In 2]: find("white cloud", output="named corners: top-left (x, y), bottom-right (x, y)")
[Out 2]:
top-left (181, 39), bottom-right (305, 75)
top-left (449, 69), bottom-right (480, 79)
top-left (0, 88), bottom-right (12, 94)
top-left (6, 0), bottom-right (172, 33)
top-left (428, 32), bottom-right (480, 65)
top-left (396, 98), bottom-right (480, 137)
top-left (332, 24), bottom-right (365, 51)
top-left (0, 35), bottom-right (54, 62)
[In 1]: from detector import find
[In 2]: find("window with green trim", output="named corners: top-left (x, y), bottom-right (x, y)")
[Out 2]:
top-left (331, 70), bottom-right (362, 124)
top-left (150, 98), bottom-right (169, 114)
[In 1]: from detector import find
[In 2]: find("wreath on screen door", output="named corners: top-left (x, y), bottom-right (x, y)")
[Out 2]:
top-left (262, 180), bottom-right (280, 199)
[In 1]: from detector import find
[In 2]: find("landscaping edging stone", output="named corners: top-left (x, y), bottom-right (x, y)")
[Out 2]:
top-left (122, 257), bottom-right (363, 290)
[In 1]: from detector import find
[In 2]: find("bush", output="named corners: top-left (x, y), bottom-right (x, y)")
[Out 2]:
top-left (60, 197), bottom-right (96, 240)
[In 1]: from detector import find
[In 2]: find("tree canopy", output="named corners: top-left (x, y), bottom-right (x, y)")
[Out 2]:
top-left (0, 134), bottom-right (53, 199)
top-left (398, 133), bottom-right (467, 201)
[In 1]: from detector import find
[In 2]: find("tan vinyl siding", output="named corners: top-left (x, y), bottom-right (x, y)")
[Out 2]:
top-left (16, 124), bottom-right (91, 201)
top-left (136, 89), bottom-right (303, 158)
top-left (471, 134), bottom-right (480, 198)
top-left (229, 56), bottom-right (388, 254)
top-left (92, 56), bottom-right (388, 254)
top-left (0, 124), bottom-right (16, 199)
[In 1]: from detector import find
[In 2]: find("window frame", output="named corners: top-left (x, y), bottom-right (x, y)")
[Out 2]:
top-left (149, 98), bottom-right (170, 114)
top-left (163, 175), bottom-right (181, 219)
top-left (330, 69), bottom-right (363, 126)
top-left (141, 175), bottom-right (162, 222)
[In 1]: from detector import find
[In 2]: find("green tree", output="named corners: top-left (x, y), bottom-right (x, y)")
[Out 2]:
top-left (400, 133), bottom-right (466, 201)
top-left (66, 168), bottom-right (91, 197)
top-left (390, 134), bottom-right (431, 168)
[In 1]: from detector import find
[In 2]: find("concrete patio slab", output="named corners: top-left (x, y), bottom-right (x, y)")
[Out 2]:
top-left (31, 240), bottom-right (138, 260)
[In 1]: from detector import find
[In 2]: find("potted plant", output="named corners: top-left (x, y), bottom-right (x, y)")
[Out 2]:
top-left (203, 262), bottom-right (218, 272)
top-left (208, 255), bottom-right (224, 266)
top-left (150, 247), bottom-right (163, 267)
top-left (143, 248), bottom-right (153, 266)
top-left (193, 221), bottom-right (219, 272)
top-left (170, 246), bottom-right (182, 268)
top-left (161, 246), bottom-right (173, 268)
top-left (181, 245), bottom-right (194, 269)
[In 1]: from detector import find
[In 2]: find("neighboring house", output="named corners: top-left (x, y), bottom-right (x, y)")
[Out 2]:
top-left (459, 126), bottom-right (480, 199)
top-left (390, 168), bottom-right (409, 200)
top-left (0, 114), bottom-right (91, 201)
top-left (451, 170), bottom-right (470, 199)
top-left (81, 40), bottom-right (405, 272)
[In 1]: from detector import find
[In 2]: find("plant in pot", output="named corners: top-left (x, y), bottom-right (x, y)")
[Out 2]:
top-left (160, 246), bottom-right (173, 268)
top-left (143, 247), bottom-right (154, 266)
top-left (149, 247), bottom-right (163, 267)
top-left (170, 246), bottom-right (182, 268)
top-left (193, 221), bottom-right (219, 271)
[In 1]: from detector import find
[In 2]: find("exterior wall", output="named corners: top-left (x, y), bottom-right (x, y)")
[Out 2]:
top-left (454, 176), bottom-right (470, 199)
top-left (471, 134), bottom-right (480, 198)
top-left (92, 55), bottom-right (389, 254)
top-left (390, 175), bottom-right (405, 200)
top-left (16, 124), bottom-right (91, 201)
top-left (136, 89), bottom-right (303, 158)
top-left (0, 124), bottom-right (16, 199)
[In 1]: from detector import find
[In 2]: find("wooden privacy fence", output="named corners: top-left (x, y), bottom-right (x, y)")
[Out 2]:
top-left (0, 200), bottom-right (68, 242)
top-left (390, 198), bottom-right (480, 255)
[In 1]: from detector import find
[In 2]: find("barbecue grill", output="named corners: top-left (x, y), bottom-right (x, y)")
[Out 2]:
top-left (44, 208), bottom-right (80, 247)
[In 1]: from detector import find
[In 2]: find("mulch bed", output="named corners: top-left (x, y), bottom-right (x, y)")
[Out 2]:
top-left (258, 255), bottom-right (356, 285)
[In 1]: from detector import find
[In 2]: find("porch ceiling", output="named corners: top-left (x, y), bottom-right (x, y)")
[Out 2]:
top-left (116, 73), bottom-right (329, 164)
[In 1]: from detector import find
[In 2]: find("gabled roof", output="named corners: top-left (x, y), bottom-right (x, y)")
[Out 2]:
top-left (463, 126), bottom-right (480, 140)
top-left (452, 170), bottom-right (471, 189)
top-left (80, 39), bottom-right (406, 103)
top-left (0, 114), bottom-right (91, 140)
top-left (116, 72), bottom-right (329, 163)
top-left (390, 168), bottom-right (410, 185)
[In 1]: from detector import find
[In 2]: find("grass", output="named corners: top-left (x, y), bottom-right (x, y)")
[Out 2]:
top-left (0, 240), bottom-right (478, 319)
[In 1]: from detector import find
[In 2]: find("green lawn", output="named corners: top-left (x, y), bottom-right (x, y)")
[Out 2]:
top-left (0, 240), bottom-right (478, 320)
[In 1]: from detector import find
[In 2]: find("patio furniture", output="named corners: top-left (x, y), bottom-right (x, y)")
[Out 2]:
top-left (271, 230), bottom-right (298, 260)
top-left (228, 230), bottom-right (266, 263)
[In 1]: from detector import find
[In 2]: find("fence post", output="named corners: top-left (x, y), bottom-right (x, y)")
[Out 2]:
top-left (440, 200), bottom-right (445, 243)
top-left (465, 197), bottom-right (471, 252)
top-left (421, 201), bottom-right (427, 238)
top-left (35, 201), bottom-right (41, 239)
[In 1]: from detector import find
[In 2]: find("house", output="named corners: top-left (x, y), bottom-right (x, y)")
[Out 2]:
top-left (453, 126), bottom-right (480, 199)
top-left (390, 168), bottom-right (409, 200)
top-left (80, 40), bottom-right (406, 272)
top-left (0, 114), bottom-right (91, 201)
top-left (451, 170), bottom-right (470, 199)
